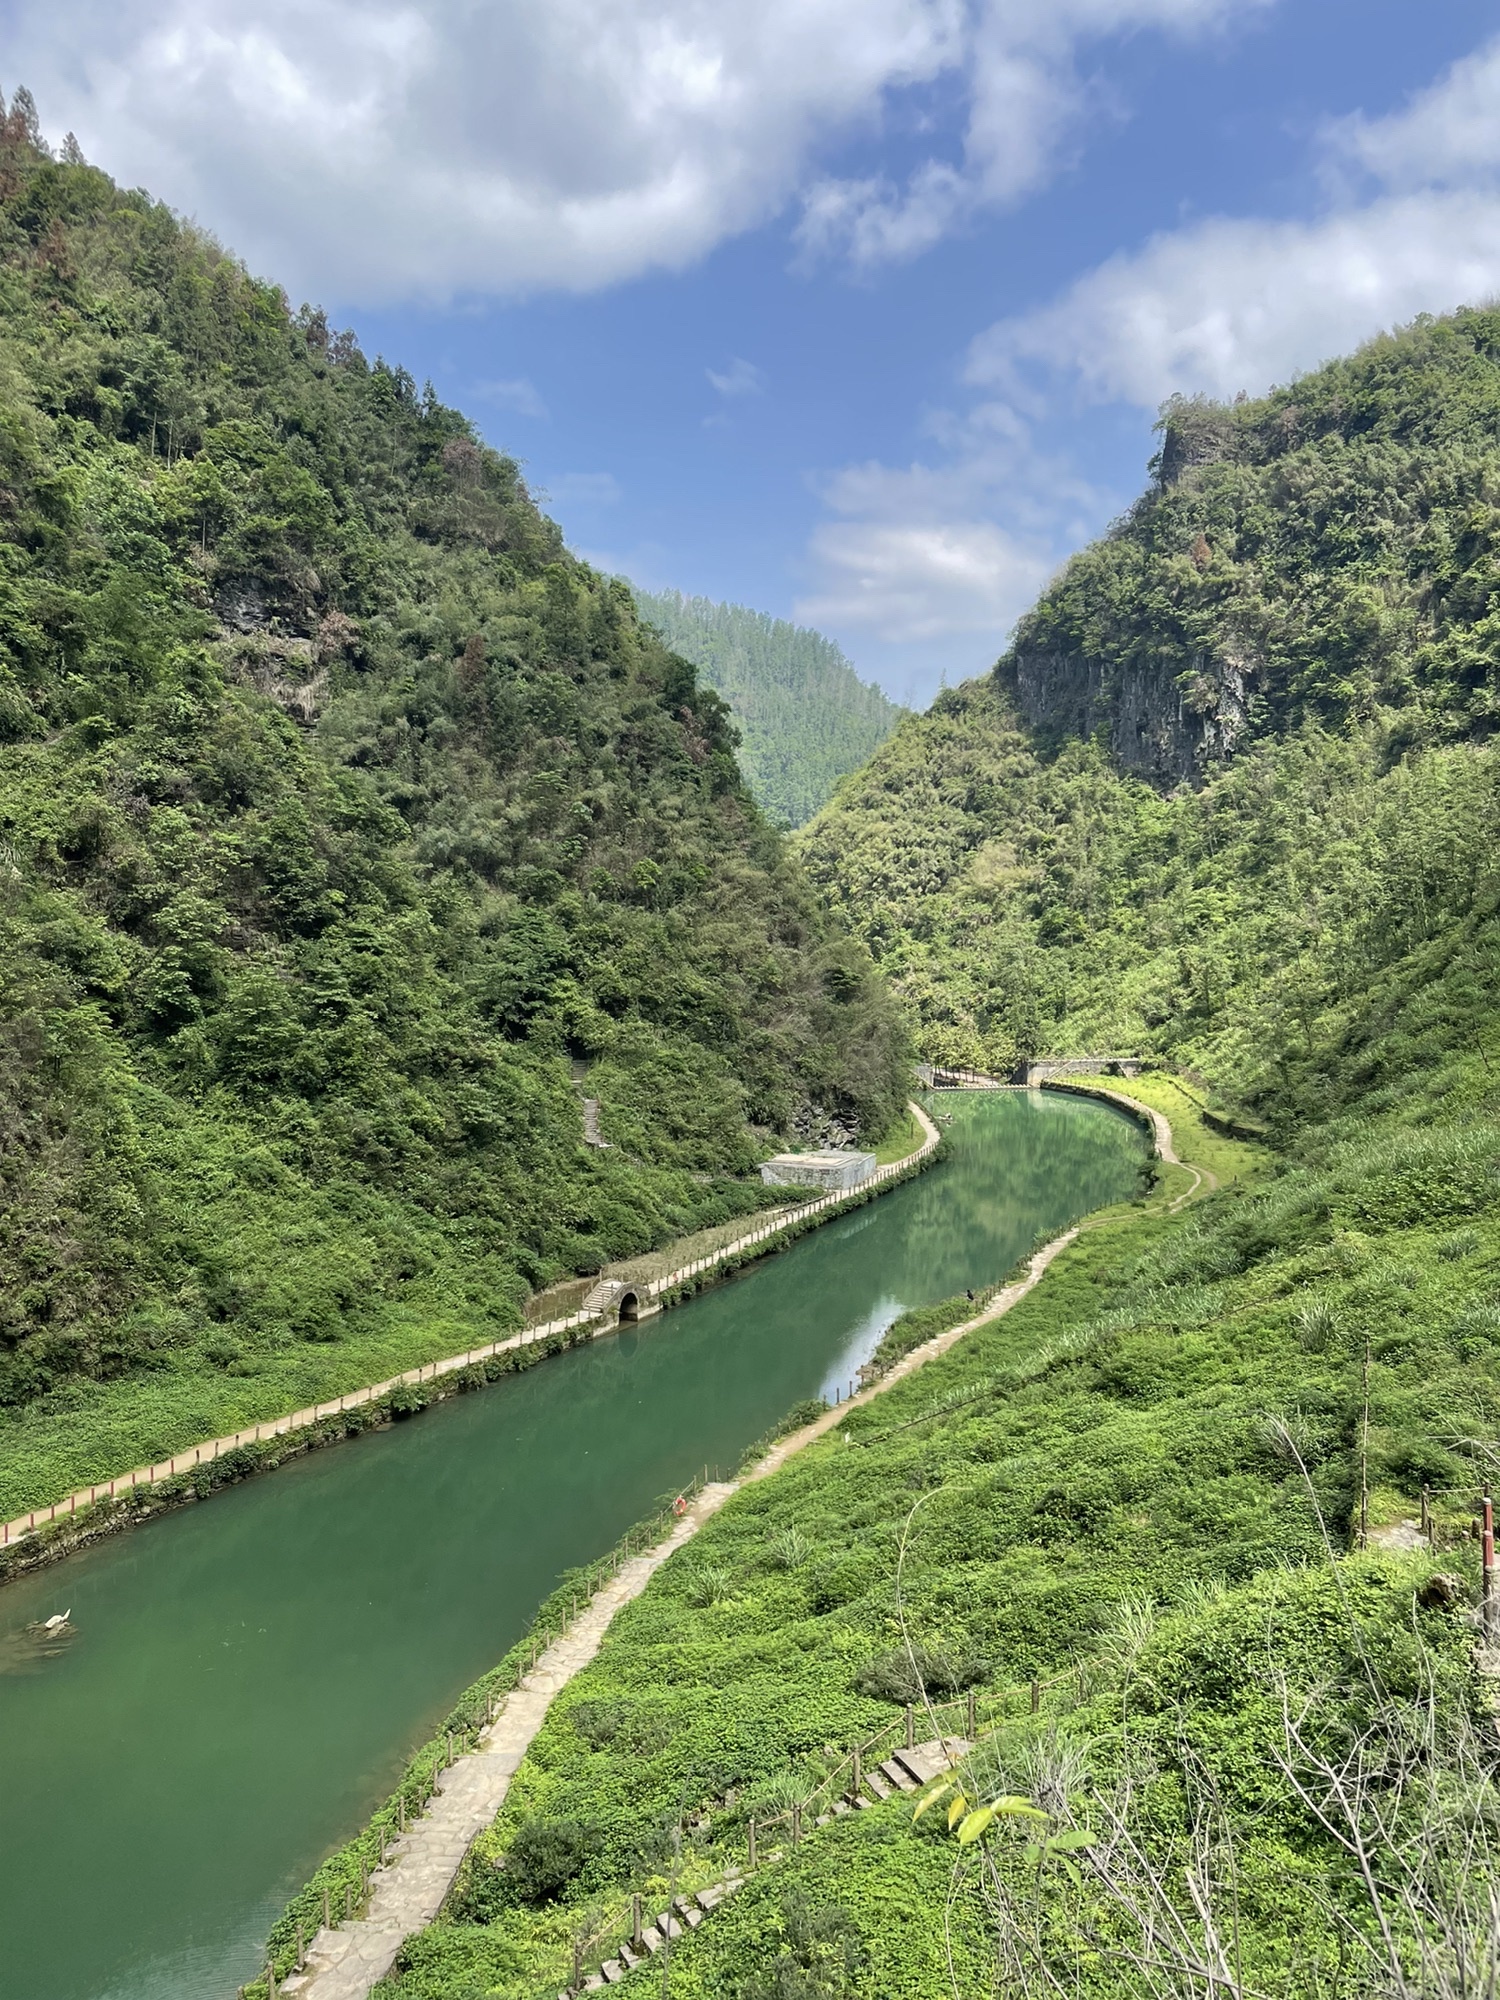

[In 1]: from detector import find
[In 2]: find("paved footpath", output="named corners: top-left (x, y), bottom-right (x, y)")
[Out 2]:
top-left (281, 1484), bottom-right (736, 1998)
top-left (5, 1109), bottom-right (941, 1551)
top-left (274, 1090), bottom-right (1209, 1997)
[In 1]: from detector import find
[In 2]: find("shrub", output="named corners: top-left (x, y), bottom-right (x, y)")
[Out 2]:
top-left (732, 1890), bottom-right (867, 2000)
top-left (768, 1525), bottom-right (811, 1570)
top-left (687, 1563), bottom-right (734, 1607)
top-left (854, 1644), bottom-right (987, 1704)
top-left (504, 1817), bottom-right (596, 1905)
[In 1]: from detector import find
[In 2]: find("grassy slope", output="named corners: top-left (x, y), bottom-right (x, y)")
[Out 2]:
top-left (1059, 1073), bottom-right (1265, 1192)
top-left (372, 994), bottom-right (1500, 1997)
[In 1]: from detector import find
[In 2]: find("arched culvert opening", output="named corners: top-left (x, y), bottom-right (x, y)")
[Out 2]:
top-left (618, 1290), bottom-right (640, 1322)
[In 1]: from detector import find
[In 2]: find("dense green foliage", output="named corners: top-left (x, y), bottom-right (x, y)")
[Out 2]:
top-left (0, 113), bottom-right (907, 1502)
top-left (801, 312), bottom-right (1500, 1104)
top-left (632, 590), bottom-right (903, 827)
top-left (802, 676), bottom-right (1497, 1110)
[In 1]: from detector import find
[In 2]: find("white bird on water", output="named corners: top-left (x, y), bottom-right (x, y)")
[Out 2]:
top-left (43, 1610), bottom-right (70, 1630)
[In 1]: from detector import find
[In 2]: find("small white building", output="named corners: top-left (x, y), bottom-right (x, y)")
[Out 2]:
top-left (760, 1148), bottom-right (876, 1193)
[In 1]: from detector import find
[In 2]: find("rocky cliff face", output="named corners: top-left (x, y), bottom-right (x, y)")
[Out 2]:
top-left (1002, 645), bottom-right (1254, 787)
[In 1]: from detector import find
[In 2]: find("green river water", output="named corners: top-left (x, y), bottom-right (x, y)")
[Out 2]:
top-left (0, 1091), bottom-right (1145, 2000)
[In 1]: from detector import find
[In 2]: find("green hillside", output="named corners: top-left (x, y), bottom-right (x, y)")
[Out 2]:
top-left (0, 113), bottom-right (908, 1512)
top-left (631, 589), bottom-right (903, 826)
top-left (800, 310), bottom-right (1500, 1119)
top-left (349, 315), bottom-right (1500, 2000)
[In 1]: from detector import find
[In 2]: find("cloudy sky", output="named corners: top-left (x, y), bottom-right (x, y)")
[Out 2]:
top-left (10, 0), bottom-right (1500, 702)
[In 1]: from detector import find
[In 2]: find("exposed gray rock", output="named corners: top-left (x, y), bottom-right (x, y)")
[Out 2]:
top-left (1006, 643), bottom-right (1255, 788)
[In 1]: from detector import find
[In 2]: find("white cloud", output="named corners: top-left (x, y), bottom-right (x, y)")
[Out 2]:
top-left (796, 410), bottom-right (1101, 654)
top-left (11, 0), bottom-right (1269, 302)
top-left (706, 357), bottom-right (766, 398)
top-left (968, 33), bottom-right (1500, 411)
top-left (800, 515), bottom-right (1054, 642)
top-left (7, 0), bottom-right (957, 300)
top-left (1329, 34), bottom-right (1500, 193)
top-left (474, 377), bottom-right (549, 420)
top-left (969, 192), bottom-right (1500, 408)
top-left (796, 23), bottom-right (1500, 707)
top-left (796, 0), bottom-right (1271, 269)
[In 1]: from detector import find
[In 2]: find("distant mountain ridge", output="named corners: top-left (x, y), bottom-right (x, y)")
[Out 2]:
top-left (632, 589), bottom-right (903, 826)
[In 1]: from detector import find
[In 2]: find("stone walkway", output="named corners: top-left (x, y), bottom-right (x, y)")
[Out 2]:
top-left (281, 1484), bottom-right (736, 1998)
top-left (276, 1180), bottom-right (1086, 1999)
top-left (4, 1109), bottom-right (941, 1554)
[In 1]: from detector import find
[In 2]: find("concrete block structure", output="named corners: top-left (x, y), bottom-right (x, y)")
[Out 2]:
top-left (759, 1149), bottom-right (876, 1193)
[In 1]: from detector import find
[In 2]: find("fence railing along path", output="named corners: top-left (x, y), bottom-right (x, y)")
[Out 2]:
top-left (3, 1105), bottom-right (940, 1551)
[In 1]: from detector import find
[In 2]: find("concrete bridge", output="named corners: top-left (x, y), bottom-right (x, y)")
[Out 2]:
top-left (916, 1055), bottom-right (1144, 1089)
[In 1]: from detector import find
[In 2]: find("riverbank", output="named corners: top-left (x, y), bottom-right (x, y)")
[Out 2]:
top-left (252, 1100), bottom-right (1181, 1998)
top-left (0, 1107), bottom-right (940, 1582)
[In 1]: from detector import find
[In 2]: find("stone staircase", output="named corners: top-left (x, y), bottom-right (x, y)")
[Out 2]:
top-left (580, 1278), bottom-right (630, 1318)
top-left (565, 1872), bottom-right (746, 1992)
top-left (559, 1739), bottom-right (968, 1993)
top-left (813, 1734), bottom-right (968, 1823)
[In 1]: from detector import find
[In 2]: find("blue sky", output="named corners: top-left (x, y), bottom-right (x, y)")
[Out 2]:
top-left (14, 0), bottom-right (1500, 703)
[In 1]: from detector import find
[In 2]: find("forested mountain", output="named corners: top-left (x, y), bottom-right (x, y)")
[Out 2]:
top-left (0, 104), bottom-right (907, 1473)
top-left (631, 588), bottom-right (902, 825)
top-left (801, 309), bottom-right (1500, 1126)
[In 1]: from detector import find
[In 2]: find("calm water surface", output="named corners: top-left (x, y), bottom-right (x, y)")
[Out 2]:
top-left (0, 1091), bottom-right (1144, 2000)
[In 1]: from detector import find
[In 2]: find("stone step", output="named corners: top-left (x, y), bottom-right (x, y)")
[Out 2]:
top-left (600, 1961), bottom-right (625, 1984)
top-left (890, 1738), bottom-right (970, 1788)
top-left (878, 1757), bottom-right (918, 1791)
top-left (864, 1770), bottom-right (893, 1800)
